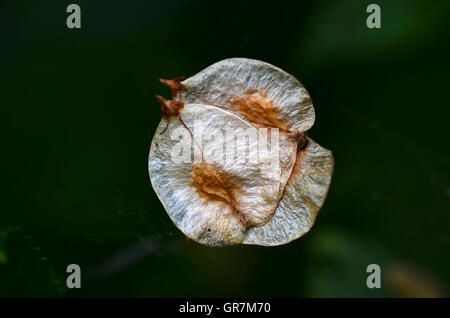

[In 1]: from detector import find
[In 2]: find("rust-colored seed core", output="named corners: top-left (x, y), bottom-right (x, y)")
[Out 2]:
top-left (231, 92), bottom-right (289, 131)
top-left (190, 162), bottom-right (250, 227)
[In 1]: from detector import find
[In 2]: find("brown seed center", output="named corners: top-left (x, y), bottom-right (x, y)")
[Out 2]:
top-left (190, 162), bottom-right (251, 227)
top-left (231, 91), bottom-right (289, 131)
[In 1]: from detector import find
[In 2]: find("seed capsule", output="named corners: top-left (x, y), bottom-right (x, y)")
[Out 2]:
top-left (149, 58), bottom-right (333, 246)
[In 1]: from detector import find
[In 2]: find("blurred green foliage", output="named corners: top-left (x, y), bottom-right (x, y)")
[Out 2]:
top-left (2, 0), bottom-right (449, 297)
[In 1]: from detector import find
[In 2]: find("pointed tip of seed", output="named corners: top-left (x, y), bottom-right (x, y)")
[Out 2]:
top-left (155, 94), bottom-right (184, 121)
top-left (155, 94), bottom-right (167, 104)
top-left (158, 76), bottom-right (185, 97)
top-left (158, 78), bottom-right (169, 85)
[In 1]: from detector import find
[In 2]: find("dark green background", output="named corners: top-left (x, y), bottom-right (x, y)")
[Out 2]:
top-left (2, 0), bottom-right (449, 297)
